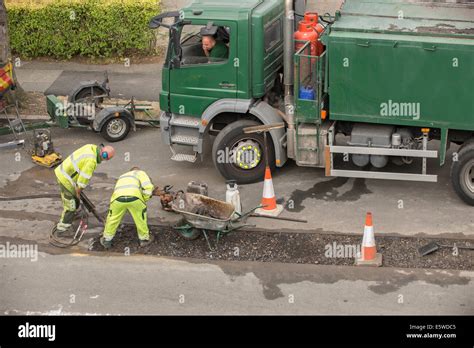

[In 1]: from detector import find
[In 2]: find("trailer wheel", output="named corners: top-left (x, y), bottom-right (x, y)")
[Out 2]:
top-left (74, 88), bottom-right (104, 105)
top-left (101, 117), bottom-right (131, 142)
top-left (451, 141), bottom-right (474, 205)
top-left (212, 120), bottom-right (275, 184)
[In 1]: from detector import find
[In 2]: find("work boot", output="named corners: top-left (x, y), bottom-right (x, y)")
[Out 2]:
top-left (55, 223), bottom-right (73, 237)
top-left (100, 237), bottom-right (112, 249)
top-left (139, 234), bottom-right (155, 248)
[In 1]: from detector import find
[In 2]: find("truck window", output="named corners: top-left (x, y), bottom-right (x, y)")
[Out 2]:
top-left (180, 24), bottom-right (230, 65)
top-left (264, 18), bottom-right (282, 52)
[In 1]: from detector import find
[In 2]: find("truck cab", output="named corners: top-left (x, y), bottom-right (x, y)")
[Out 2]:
top-left (152, 0), bottom-right (300, 183)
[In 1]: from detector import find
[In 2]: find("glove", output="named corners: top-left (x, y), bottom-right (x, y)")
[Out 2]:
top-left (152, 187), bottom-right (164, 196)
top-left (160, 193), bottom-right (174, 212)
top-left (153, 185), bottom-right (173, 196)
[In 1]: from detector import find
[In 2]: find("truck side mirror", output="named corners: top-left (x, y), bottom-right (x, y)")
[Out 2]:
top-left (149, 17), bottom-right (163, 29)
top-left (149, 11), bottom-right (181, 29)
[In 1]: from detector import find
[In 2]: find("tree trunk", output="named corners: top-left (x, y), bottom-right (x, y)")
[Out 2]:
top-left (0, 0), bottom-right (26, 106)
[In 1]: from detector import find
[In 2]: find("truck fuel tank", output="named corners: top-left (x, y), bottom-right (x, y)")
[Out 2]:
top-left (347, 124), bottom-right (395, 168)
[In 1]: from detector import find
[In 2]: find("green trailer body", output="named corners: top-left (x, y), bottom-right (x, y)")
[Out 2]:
top-left (325, 0), bottom-right (474, 136)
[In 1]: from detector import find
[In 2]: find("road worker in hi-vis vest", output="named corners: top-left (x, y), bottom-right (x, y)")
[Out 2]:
top-left (54, 144), bottom-right (115, 233)
top-left (100, 167), bottom-right (157, 249)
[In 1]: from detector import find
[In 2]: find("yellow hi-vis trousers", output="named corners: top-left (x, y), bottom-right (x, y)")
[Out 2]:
top-left (103, 198), bottom-right (149, 241)
top-left (57, 181), bottom-right (80, 230)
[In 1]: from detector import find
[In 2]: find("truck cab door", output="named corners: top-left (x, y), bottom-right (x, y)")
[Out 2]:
top-left (169, 20), bottom-right (238, 117)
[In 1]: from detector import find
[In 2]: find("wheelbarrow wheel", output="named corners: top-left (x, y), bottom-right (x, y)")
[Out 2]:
top-left (178, 227), bottom-right (202, 241)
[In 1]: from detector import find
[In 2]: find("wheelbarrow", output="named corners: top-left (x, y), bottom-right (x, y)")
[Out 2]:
top-left (171, 193), bottom-right (259, 250)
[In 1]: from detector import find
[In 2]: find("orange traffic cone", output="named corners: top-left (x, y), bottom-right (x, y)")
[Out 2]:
top-left (255, 166), bottom-right (283, 217)
top-left (355, 212), bottom-right (383, 267)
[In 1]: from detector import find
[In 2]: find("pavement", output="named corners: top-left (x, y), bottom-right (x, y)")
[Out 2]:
top-left (15, 60), bottom-right (162, 102)
top-left (2, 252), bottom-right (472, 315)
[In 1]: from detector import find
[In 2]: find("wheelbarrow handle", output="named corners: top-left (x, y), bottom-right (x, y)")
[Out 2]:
top-left (226, 223), bottom-right (256, 233)
top-left (231, 206), bottom-right (264, 222)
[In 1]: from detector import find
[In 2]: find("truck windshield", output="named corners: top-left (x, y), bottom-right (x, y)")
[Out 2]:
top-left (181, 27), bottom-right (200, 43)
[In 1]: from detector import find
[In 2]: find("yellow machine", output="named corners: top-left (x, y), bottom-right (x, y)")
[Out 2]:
top-left (31, 129), bottom-right (62, 168)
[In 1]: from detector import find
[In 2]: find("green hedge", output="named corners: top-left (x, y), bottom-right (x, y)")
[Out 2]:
top-left (7, 0), bottom-right (161, 59)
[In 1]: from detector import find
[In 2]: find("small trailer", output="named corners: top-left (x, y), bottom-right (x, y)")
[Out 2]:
top-left (46, 73), bottom-right (158, 142)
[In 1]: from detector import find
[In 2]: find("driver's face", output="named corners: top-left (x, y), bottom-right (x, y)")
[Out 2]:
top-left (202, 36), bottom-right (216, 51)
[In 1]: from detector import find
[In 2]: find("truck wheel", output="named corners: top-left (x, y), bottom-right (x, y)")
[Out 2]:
top-left (212, 120), bottom-right (275, 184)
top-left (451, 141), bottom-right (474, 205)
top-left (101, 117), bottom-right (131, 142)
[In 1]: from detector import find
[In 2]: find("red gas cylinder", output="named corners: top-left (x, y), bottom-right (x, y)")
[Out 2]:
top-left (304, 12), bottom-right (325, 33)
top-left (315, 24), bottom-right (325, 55)
top-left (304, 12), bottom-right (319, 27)
top-left (315, 23), bottom-right (325, 34)
top-left (303, 12), bottom-right (325, 55)
top-left (294, 21), bottom-right (318, 56)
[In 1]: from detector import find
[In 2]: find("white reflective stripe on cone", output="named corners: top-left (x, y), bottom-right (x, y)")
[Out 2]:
top-left (362, 226), bottom-right (375, 247)
top-left (262, 178), bottom-right (275, 198)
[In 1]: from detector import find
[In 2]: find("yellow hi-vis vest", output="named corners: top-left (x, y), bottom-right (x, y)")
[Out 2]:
top-left (110, 170), bottom-right (154, 203)
top-left (55, 144), bottom-right (100, 193)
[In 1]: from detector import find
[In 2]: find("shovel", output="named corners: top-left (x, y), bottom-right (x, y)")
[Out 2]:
top-left (418, 242), bottom-right (474, 256)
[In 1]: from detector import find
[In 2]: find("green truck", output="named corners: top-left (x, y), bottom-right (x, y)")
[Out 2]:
top-left (150, 0), bottom-right (474, 204)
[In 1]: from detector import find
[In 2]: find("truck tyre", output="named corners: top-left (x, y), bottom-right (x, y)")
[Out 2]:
top-left (212, 119), bottom-right (275, 184)
top-left (451, 141), bottom-right (474, 206)
top-left (101, 117), bottom-right (131, 142)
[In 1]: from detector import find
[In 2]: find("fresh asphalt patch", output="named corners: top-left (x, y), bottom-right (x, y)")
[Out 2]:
top-left (90, 225), bottom-right (473, 270)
